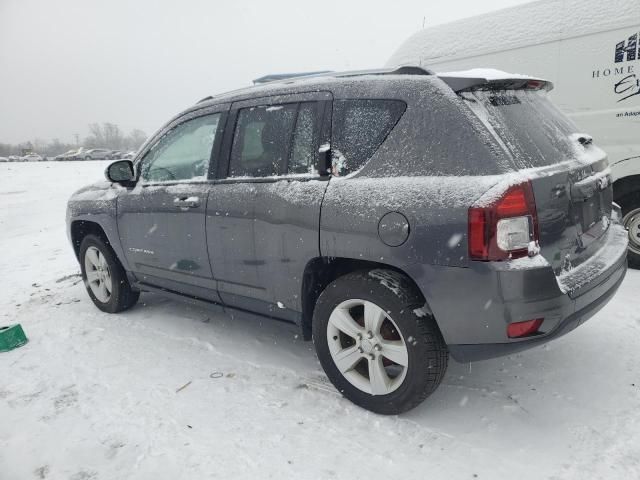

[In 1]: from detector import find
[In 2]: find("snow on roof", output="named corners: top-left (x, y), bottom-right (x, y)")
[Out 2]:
top-left (387, 0), bottom-right (640, 67)
top-left (438, 68), bottom-right (539, 81)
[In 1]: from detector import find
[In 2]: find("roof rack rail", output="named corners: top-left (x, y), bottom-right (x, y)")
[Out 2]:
top-left (253, 71), bottom-right (333, 84)
top-left (252, 65), bottom-right (434, 85)
top-left (197, 95), bottom-right (214, 104)
top-left (199, 65), bottom-right (435, 105)
top-left (335, 65), bottom-right (435, 77)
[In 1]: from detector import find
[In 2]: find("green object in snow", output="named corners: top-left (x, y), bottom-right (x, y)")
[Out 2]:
top-left (0, 324), bottom-right (28, 352)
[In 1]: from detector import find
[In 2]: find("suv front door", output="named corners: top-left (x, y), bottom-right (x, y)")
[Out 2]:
top-left (207, 92), bottom-right (332, 319)
top-left (118, 105), bottom-right (228, 301)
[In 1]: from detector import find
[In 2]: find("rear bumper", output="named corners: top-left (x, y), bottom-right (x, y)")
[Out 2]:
top-left (406, 223), bottom-right (628, 363)
top-left (448, 253), bottom-right (626, 362)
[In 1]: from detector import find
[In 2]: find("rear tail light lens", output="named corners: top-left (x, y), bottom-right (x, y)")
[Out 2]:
top-left (507, 318), bottom-right (544, 338)
top-left (526, 80), bottom-right (546, 90)
top-left (468, 181), bottom-right (539, 261)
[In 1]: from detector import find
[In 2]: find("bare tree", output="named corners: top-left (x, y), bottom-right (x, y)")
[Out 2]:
top-left (103, 123), bottom-right (124, 150)
top-left (124, 129), bottom-right (147, 151)
top-left (85, 123), bottom-right (105, 148)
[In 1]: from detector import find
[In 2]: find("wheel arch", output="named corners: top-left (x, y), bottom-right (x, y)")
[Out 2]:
top-left (613, 175), bottom-right (640, 205)
top-left (300, 257), bottom-right (430, 340)
top-left (70, 220), bottom-right (111, 260)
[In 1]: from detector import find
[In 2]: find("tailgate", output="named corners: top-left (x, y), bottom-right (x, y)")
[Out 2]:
top-left (530, 158), bottom-right (613, 275)
top-left (460, 86), bottom-right (616, 275)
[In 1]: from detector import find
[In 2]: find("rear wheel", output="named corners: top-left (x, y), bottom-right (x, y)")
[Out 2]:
top-left (312, 269), bottom-right (448, 414)
top-left (620, 193), bottom-right (640, 269)
top-left (79, 234), bottom-right (139, 313)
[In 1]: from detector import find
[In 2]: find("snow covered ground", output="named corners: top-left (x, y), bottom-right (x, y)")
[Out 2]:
top-left (1, 161), bottom-right (639, 480)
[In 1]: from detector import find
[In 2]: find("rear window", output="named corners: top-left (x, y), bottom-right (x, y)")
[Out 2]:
top-left (332, 99), bottom-right (406, 175)
top-left (461, 89), bottom-right (579, 169)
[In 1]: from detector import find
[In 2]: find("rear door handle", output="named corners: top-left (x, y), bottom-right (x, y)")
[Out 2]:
top-left (174, 196), bottom-right (200, 209)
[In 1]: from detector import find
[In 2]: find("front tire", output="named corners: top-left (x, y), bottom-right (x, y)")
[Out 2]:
top-left (312, 269), bottom-right (448, 414)
top-left (620, 193), bottom-right (640, 269)
top-left (79, 234), bottom-right (139, 313)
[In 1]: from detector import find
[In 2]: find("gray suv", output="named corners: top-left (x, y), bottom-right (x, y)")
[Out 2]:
top-left (66, 67), bottom-right (628, 414)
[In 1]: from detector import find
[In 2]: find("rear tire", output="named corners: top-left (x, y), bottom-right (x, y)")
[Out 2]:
top-left (79, 234), bottom-right (139, 313)
top-left (619, 193), bottom-right (640, 269)
top-left (312, 269), bottom-right (448, 414)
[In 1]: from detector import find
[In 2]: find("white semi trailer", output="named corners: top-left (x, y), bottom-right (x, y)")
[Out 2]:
top-left (388, 0), bottom-right (640, 266)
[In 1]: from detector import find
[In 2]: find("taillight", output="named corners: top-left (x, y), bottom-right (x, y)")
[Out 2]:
top-left (468, 181), bottom-right (539, 261)
top-left (507, 318), bottom-right (544, 338)
top-left (526, 79), bottom-right (546, 90)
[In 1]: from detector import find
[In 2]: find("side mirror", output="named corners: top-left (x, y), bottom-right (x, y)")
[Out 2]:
top-left (318, 143), bottom-right (332, 177)
top-left (105, 160), bottom-right (135, 184)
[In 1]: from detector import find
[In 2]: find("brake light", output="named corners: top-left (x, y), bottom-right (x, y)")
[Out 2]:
top-left (507, 318), bottom-right (544, 338)
top-left (526, 80), bottom-right (546, 90)
top-left (468, 181), bottom-right (539, 261)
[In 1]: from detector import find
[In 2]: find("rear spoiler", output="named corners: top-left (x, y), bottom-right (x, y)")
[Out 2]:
top-left (437, 69), bottom-right (553, 93)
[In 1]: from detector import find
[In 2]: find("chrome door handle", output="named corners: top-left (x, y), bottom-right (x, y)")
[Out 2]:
top-left (174, 196), bottom-right (200, 209)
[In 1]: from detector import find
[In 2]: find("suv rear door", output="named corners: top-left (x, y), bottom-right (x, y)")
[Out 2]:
top-left (207, 92), bottom-right (332, 319)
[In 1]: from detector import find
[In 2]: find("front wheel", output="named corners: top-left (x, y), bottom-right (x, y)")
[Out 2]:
top-left (79, 234), bottom-right (139, 313)
top-left (312, 269), bottom-right (448, 414)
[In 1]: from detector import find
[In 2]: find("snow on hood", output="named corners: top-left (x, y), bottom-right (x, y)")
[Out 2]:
top-left (70, 181), bottom-right (121, 202)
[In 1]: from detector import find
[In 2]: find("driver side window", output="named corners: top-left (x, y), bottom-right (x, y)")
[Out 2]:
top-left (141, 113), bottom-right (221, 182)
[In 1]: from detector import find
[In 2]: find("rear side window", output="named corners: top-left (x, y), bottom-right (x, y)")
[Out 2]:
top-left (331, 99), bottom-right (406, 175)
top-left (229, 104), bottom-right (297, 177)
top-left (462, 90), bottom-right (579, 169)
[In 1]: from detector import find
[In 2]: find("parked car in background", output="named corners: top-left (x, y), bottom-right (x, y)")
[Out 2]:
top-left (71, 148), bottom-right (87, 160)
top-left (21, 153), bottom-right (43, 162)
top-left (121, 151), bottom-right (136, 160)
top-left (82, 148), bottom-right (111, 160)
top-left (108, 150), bottom-right (123, 160)
top-left (0, 157), bottom-right (9, 162)
top-left (387, 0), bottom-right (640, 267)
top-left (67, 67), bottom-right (628, 414)
top-left (8, 155), bottom-right (21, 162)
top-left (54, 150), bottom-right (79, 161)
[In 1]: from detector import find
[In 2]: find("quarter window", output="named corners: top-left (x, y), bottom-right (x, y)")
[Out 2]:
top-left (141, 113), bottom-right (221, 182)
top-left (331, 99), bottom-right (406, 175)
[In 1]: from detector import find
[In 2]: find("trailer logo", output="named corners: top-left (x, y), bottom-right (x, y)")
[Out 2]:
top-left (615, 33), bottom-right (638, 63)
top-left (614, 33), bottom-right (640, 102)
top-left (614, 74), bottom-right (640, 102)
top-left (591, 32), bottom-right (639, 104)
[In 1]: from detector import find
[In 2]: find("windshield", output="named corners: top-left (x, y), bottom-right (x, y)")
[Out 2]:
top-left (462, 89), bottom-right (580, 169)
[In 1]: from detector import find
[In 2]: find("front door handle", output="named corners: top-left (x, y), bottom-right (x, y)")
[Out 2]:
top-left (174, 196), bottom-right (200, 209)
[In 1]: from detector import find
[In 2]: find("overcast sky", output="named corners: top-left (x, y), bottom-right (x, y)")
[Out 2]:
top-left (0, 0), bottom-right (533, 145)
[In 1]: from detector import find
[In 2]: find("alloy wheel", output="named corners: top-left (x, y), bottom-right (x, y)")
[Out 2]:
top-left (84, 246), bottom-right (113, 303)
top-left (326, 299), bottom-right (409, 395)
